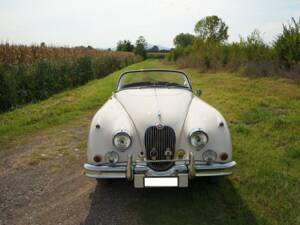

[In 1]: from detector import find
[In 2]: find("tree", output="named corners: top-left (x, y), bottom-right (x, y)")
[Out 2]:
top-left (239, 29), bottom-right (270, 62)
top-left (245, 29), bottom-right (265, 46)
top-left (173, 33), bottom-right (195, 47)
top-left (274, 17), bottom-right (300, 68)
top-left (194, 15), bottom-right (229, 42)
top-left (134, 36), bottom-right (147, 58)
top-left (149, 45), bottom-right (159, 52)
top-left (116, 40), bottom-right (134, 52)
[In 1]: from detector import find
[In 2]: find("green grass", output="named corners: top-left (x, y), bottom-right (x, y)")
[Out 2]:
top-left (0, 60), bottom-right (168, 146)
top-left (1, 59), bottom-right (300, 225)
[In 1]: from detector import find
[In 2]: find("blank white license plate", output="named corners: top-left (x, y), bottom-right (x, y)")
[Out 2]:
top-left (144, 177), bottom-right (178, 187)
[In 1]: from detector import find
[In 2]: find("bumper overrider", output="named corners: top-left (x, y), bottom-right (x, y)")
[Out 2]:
top-left (83, 153), bottom-right (236, 188)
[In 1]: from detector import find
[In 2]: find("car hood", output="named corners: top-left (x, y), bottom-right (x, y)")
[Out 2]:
top-left (115, 88), bottom-right (193, 140)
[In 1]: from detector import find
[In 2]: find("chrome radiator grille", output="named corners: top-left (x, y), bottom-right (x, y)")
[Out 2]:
top-left (144, 126), bottom-right (176, 171)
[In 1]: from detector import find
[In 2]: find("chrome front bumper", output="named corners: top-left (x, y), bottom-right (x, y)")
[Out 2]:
top-left (84, 153), bottom-right (236, 188)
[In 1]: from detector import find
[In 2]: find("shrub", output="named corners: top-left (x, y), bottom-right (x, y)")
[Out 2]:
top-left (147, 52), bottom-right (167, 59)
top-left (167, 16), bottom-right (299, 79)
top-left (274, 18), bottom-right (300, 69)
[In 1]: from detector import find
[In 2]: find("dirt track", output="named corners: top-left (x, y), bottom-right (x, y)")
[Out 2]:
top-left (0, 123), bottom-right (197, 225)
top-left (0, 113), bottom-right (140, 225)
top-left (0, 113), bottom-right (184, 225)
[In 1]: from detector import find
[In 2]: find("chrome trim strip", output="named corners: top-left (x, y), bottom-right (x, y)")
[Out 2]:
top-left (195, 172), bottom-right (232, 177)
top-left (140, 159), bottom-right (188, 163)
top-left (86, 173), bottom-right (126, 179)
top-left (84, 163), bottom-right (126, 172)
top-left (195, 161), bottom-right (236, 170)
top-left (134, 164), bottom-right (187, 176)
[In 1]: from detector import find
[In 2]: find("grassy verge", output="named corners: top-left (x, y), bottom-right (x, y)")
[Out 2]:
top-left (0, 60), bottom-right (163, 146)
top-left (0, 59), bottom-right (300, 224)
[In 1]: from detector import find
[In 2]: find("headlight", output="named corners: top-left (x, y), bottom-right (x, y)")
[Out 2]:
top-left (113, 131), bottom-right (132, 150)
top-left (105, 151), bottom-right (119, 164)
top-left (203, 150), bottom-right (217, 162)
top-left (189, 129), bottom-right (208, 149)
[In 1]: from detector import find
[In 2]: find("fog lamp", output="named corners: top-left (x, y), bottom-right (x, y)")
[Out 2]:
top-left (203, 150), bottom-right (217, 162)
top-left (105, 151), bottom-right (119, 164)
top-left (176, 149), bottom-right (186, 159)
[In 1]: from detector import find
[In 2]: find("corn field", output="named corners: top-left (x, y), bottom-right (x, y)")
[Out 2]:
top-left (0, 44), bottom-right (142, 112)
top-left (0, 43), bottom-right (140, 65)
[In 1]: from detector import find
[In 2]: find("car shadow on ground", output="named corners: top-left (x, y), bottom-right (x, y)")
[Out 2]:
top-left (83, 178), bottom-right (257, 225)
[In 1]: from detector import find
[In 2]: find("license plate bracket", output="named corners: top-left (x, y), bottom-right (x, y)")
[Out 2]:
top-left (144, 177), bottom-right (178, 187)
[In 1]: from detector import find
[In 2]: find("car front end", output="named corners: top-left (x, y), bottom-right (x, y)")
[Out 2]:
top-left (84, 153), bottom-right (236, 188)
top-left (83, 69), bottom-right (236, 188)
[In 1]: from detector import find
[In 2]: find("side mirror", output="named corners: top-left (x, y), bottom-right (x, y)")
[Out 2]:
top-left (194, 89), bottom-right (202, 97)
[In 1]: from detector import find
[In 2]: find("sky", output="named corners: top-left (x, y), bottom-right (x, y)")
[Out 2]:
top-left (0, 0), bottom-right (299, 49)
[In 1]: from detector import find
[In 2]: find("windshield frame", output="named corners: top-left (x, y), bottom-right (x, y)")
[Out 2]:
top-left (116, 69), bottom-right (192, 91)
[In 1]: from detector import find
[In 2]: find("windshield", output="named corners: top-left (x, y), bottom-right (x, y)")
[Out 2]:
top-left (117, 70), bottom-right (191, 91)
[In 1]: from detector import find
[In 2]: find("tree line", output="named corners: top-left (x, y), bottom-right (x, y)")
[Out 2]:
top-left (117, 36), bottom-right (148, 59)
top-left (168, 16), bottom-right (300, 78)
top-left (116, 36), bottom-right (169, 59)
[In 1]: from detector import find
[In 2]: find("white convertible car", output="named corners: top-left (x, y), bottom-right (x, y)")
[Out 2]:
top-left (84, 69), bottom-right (236, 188)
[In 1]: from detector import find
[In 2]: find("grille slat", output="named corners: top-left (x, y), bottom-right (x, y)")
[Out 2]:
top-left (144, 126), bottom-right (176, 171)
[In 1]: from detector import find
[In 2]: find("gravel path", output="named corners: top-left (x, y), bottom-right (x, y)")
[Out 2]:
top-left (0, 114), bottom-right (142, 225)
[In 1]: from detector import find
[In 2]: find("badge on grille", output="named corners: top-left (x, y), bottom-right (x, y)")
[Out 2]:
top-left (155, 123), bottom-right (164, 130)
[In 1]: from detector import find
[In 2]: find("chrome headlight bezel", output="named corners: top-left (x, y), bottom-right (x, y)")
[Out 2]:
top-left (188, 128), bottom-right (209, 149)
top-left (112, 129), bottom-right (132, 151)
